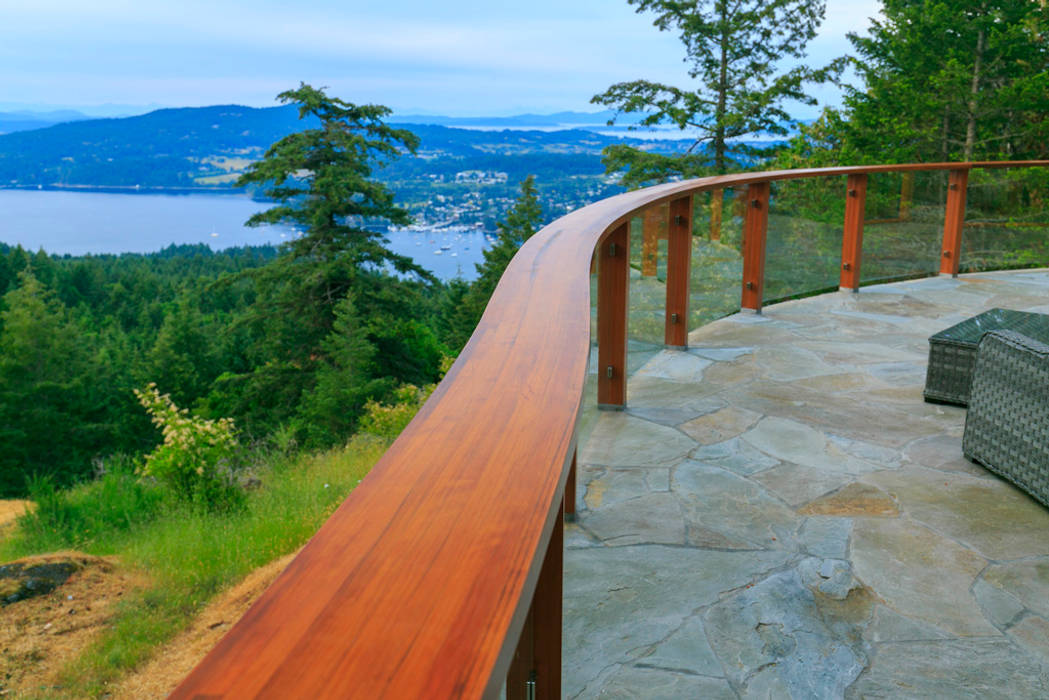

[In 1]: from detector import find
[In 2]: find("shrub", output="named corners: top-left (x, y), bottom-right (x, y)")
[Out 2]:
top-left (17, 459), bottom-right (166, 549)
top-left (357, 356), bottom-right (453, 441)
top-left (358, 383), bottom-right (433, 440)
top-left (134, 383), bottom-right (243, 510)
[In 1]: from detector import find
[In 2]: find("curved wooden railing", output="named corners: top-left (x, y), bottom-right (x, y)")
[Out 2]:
top-left (171, 160), bottom-right (1049, 699)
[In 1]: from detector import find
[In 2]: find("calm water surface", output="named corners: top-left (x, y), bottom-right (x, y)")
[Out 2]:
top-left (0, 189), bottom-right (488, 280)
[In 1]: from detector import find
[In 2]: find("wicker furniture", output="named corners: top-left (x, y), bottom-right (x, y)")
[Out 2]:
top-left (963, 330), bottom-right (1049, 507)
top-left (924, 308), bottom-right (1049, 406)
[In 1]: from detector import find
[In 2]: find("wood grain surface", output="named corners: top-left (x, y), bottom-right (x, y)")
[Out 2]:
top-left (170, 161), bottom-right (1048, 699)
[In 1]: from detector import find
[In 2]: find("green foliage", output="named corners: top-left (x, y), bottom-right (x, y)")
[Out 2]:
top-left (217, 85), bottom-right (445, 444)
top-left (593, 0), bottom-right (840, 181)
top-left (806, 0), bottom-right (1049, 164)
top-left (2, 436), bottom-right (386, 697)
top-left (134, 384), bottom-right (243, 510)
top-left (236, 83), bottom-right (421, 272)
top-left (17, 460), bottom-right (166, 550)
top-left (0, 270), bottom-right (105, 495)
top-left (359, 383), bottom-right (435, 441)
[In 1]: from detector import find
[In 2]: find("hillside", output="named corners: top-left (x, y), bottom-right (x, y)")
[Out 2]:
top-left (0, 104), bottom-right (688, 190)
top-left (0, 104), bottom-right (702, 227)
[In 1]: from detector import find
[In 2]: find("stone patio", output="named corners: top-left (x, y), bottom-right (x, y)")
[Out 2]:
top-left (566, 269), bottom-right (1049, 699)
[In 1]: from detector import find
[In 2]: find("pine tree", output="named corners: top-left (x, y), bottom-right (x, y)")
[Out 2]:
top-left (593, 0), bottom-right (837, 184)
top-left (0, 272), bottom-right (101, 494)
top-left (844, 0), bottom-right (1049, 162)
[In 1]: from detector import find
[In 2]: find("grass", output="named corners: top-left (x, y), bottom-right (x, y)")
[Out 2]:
top-left (2, 434), bottom-right (388, 698)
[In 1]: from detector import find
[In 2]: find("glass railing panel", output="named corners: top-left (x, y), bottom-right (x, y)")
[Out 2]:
top-left (625, 213), bottom-right (666, 370)
top-left (763, 175), bottom-right (843, 303)
top-left (691, 188), bottom-right (744, 328)
top-left (960, 167), bottom-right (1049, 272)
top-left (860, 170), bottom-right (944, 284)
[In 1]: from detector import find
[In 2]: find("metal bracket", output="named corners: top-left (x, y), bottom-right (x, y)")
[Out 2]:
top-left (943, 250), bottom-right (951, 258)
top-left (674, 215), bottom-right (686, 226)
top-left (609, 242), bottom-right (617, 257)
top-left (745, 281), bottom-right (755, 290)
top-left (751, 199), bottom-right (761, 208)
top-left (670, 312), bottom-right (680, 324)
top-left (526, 670), bottom-right (537, 700)
top-left (606, 365), bottom-right (614, 379)
top-left (842, 262), bottom-right (851, 271)
top-left (848, 189), bottom-right (857, 197)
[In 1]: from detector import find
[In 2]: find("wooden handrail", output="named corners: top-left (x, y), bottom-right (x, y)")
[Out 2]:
top-left (171, 160), bottom-right (1049, 699)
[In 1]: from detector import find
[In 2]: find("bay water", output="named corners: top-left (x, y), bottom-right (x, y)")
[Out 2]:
top-left (0, 189), bottom-right (489, 280)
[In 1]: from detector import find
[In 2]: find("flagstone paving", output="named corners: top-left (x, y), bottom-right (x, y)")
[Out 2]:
top-left (566, 269), bottom-right (1049, 699)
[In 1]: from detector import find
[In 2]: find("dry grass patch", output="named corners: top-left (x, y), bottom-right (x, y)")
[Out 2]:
top-left (0, 552), bottom-right (147, 698)
top-left (111, 551), bottom-right (297, 699)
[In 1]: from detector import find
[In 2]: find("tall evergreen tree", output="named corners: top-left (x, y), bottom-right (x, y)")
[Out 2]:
top-left (844, 0), bottom-right (1049, 162)
top-left (0, 272), bottom-right (101, 494)
top-left (218, 84), bottom-right (443, 441)
top-left (593, 0), bottom-right (837, 184)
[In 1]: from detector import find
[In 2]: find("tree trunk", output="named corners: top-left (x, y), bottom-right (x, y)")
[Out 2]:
top-left (964, 27), bottom-right (985, 161)
top-left (714, 1), bottom-right (729, 174)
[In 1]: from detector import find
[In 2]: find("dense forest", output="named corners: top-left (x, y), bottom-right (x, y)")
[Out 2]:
top-left (0, 98), bottom-right (544, 497)
top-left (2, 0), bottom-right (1047, 500)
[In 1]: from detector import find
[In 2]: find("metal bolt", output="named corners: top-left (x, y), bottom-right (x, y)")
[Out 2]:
top-left (848, 189), bottom-right (857, 197)
top-left (950, 183), bottom-right (959, 191)
top-left (670, 312), bottom-right (680, 324)
top-left (746, 281), bottom-right (755, 290)
top-left (842, 262), bottom-right (851, 270)
top-left (606, 365), bottom-right (614, 379)
top-left (943, 250), bottom-right (951, 258)
top-left (751, 199), bottom-right (761, 208)
top-left (674, 215), bottom-right (686, 226)
top-left (609, 242), bottom-right (617, 257)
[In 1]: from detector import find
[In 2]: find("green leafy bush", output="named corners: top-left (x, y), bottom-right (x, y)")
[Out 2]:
top-left (358, 356), bottom-right (452, 441)
top-left (134, 383), bottom-right (243, 509)
top-left (18, 459), bottom-right (166, 549)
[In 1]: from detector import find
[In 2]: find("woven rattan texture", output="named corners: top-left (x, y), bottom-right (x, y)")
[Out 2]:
top-left (924, 342), bottom-right (978, 405)
top-left (925, 308), bottom-right (1049, 406)
top-left (963, 330), bottom-right (1049, 508)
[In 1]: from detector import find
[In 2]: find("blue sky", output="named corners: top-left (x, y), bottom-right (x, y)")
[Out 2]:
top-left (0, 0), bottom-right (881, 116)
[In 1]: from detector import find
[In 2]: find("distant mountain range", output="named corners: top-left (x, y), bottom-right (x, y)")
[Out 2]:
top-left (0, 109), bottom-right (92, 135)
top-left (0, 107), bottom-right (642, 136)
top-left (0, 104), bottom-right (694, 190)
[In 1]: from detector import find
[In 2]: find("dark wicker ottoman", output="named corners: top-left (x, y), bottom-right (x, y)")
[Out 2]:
top-left (924, 308), bottom-right (1049, 406)
top-left (963, 330), bottom-right (1049, 508)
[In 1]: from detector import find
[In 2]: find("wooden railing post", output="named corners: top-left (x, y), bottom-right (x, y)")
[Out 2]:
top-left (940, 168), bottom-right (970, 276)
top-left (598, 223), bottom-right (629, 408)
top-left (564, 452), bottom-right (576, 522)
top-left (506, 501), bottom-right (563, 700)
top-left (741, 182), bottom-right (770, 313)
top-left (840, 173), bottom-right (868, 292)
top-left (665, 195), bottom-right (693, 348)
top-left (709, 188), bottom-right (723, 241)
top-left (641, 206), bottom-right (662, 277)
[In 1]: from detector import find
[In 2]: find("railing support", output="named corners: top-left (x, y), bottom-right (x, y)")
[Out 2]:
top-left (665, 196), bottom-right (693, 348)
top-left (506, 500), bottom-right (563, 700)
top-left (641, 206), bottom-right (662, 277)
top-left (741, 182), bottom-right (770, 313)
top-left (564, 452), bottom-right (576, 522)
top-left (940, 168), bottom-right (970, 276)
top-left (840, 174), bottom-right (868, 292)
top-left (709, 188), bottom-right (723, 241)
top-left (598, 223), bottom-right (629, 408)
